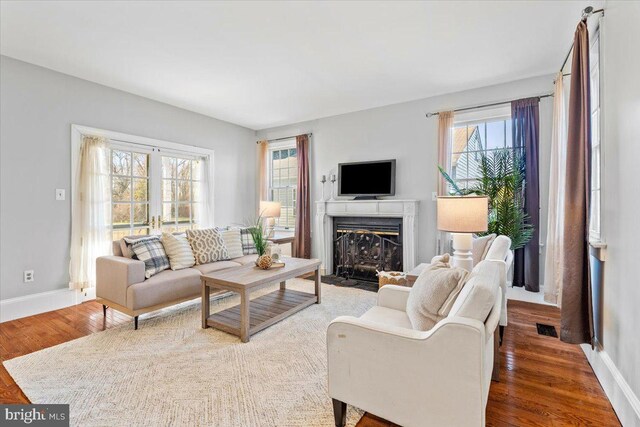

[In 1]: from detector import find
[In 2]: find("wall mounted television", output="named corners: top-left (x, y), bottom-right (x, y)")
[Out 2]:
top-left (338, 159), bottom-right (396, 200)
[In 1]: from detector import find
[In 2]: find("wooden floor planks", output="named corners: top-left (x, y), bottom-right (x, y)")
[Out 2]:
top-left (0, 297), bottom-right (621, 426)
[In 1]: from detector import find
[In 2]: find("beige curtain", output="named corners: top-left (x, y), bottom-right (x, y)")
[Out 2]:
top-left (544, 72), bottom-right (567, 306)
top-left (69, 135), bottom-right (111, 290)
top-left (437, 111), bottom-right (454, 254)
top-left (561, 21), bottom-right (593, 345)
top-left (257, 140), bottom-right (269, 213)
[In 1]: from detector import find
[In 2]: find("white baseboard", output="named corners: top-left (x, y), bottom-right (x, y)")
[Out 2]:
top-left (0, 287), bottom-right (96, 323)
top-left (582, 344), bottom-right (640, 427)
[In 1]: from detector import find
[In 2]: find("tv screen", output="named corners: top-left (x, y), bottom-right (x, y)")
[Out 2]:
top-left (338, 160), bottom-right (396, 197)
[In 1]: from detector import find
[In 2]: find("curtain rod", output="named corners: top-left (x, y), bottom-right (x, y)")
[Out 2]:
top-left (256, 133), bottom-right (312, 144)
top-left (425, 94), bottom-right (553, 118)
top-left (559, 7), bottom-right (605, 72)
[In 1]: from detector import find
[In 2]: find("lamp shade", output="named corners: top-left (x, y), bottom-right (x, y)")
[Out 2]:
top-left (437, 196), bottom-right (488, 233)
top-left (259, 200), bottom-right (281, 218)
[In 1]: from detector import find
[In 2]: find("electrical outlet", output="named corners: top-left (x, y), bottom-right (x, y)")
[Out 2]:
top-left (56, 189), bottom-right (66, 201)
top-left (23, 270), bottom-right (34, 283)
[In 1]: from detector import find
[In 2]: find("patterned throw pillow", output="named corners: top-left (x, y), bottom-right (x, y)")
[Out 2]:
top-left (240, 228), bottom-right (258, 255)
top-left (219, 228), bottom-right (244, 259)
top-left (186, 228), bottom-right (229, 265)
top-left (128, 236), bottom-right (170, 279)
top-left (161, 233), bottom-right (195, 270)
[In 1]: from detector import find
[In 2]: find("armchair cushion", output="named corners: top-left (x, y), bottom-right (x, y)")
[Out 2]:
top-left (472, 233), bottom-right (496, 266)
top-left (360, 306), bottom-right (412, 329)
top-left (449, 261), bottom-right (500, 323)
top-left (406, 256), bottom-right (470, 331)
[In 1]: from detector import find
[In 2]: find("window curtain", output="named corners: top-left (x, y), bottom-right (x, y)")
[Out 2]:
top-left (257, 140), bottom-right (269, 213)
top-left (293, 134), bottom-right (311, 259)
top-left (561, 20), bottom-right (593, 345)
top-left (197, 155), bottom-right (215, 228)
top-left (544, 72), bottom-right (567, 306)
top-left (511, 97), bottom-right (540, 292)
top-left (437, 111), bottom-right (454, 254)
top-left (69, 135), bottom-right (112, 290)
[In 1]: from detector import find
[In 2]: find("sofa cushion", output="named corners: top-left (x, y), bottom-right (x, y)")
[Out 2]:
top-left (406, 255), bottom-right (470, 331)
top-left (127, 236), bottom-right (170, 278)
top-left (192, 261), bottom-right (242, 275)
top-left (448, 261), bottom-right (500, 323)
top-left (126, 268), bottom-right (202, 310)
top-left (231, 254), bottom-right (258, 265)
top-left (162, 233), bottom-right (196, 270)
top-left (186, 228), bottom-right (229, 265)
top-left (472, 234), bottom-right (496, 266)
top-left (360, 306), bottom-right (413, 330)
top-left (485, 235), bottom-right (511, 261)
top-left (220, 228), bottom-right (244, 259)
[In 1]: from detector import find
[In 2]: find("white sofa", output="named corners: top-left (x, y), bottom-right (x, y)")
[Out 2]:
top-left (327, 260), bottom-right (502, 427)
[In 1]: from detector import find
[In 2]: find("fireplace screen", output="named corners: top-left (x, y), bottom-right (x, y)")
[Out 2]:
top-left (333, 217), bottom-right (402, 282)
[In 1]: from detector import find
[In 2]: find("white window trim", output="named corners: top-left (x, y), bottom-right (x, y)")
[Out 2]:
top-left (71, 124), bottom-right (215, 229)
top-left (267, 138), bottom-right (296, 230)
top-left (589, 23), bottom-right (605, 245)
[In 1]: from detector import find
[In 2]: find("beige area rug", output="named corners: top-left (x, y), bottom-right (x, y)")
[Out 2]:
top-left (4, 280), bottom-right (376, 427)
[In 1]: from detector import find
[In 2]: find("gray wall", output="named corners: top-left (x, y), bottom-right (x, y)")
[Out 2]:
top-left (599, 0), bottom-right (640, 408)
top-left (257, 75), bottom-right (553, 278)
top-left (0, 56), bottom-right (256, 300)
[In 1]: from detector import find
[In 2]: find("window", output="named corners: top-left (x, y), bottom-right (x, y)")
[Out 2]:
top-left (111, 149), bottom-right (151, 240)
top-left (589, 29), bottom-right (602, 241)
top-left (450, 114), bottom-right (516, 191)
top-left (161, 156), bottom-right (202, 233)
top-left (269, 140), bottom-right (297, 229)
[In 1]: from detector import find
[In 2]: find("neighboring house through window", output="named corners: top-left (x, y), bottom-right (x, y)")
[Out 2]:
top-left (268, 139), bottom-right (297, 229)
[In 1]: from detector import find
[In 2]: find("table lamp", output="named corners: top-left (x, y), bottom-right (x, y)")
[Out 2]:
top-left (259, 200), bottom-right (281, 238)
top-left (437, 195), bottom-right (488, 271)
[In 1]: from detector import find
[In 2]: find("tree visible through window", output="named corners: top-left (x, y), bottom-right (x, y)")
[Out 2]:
top-left (450, 117), bottom-right (518, 192)
top-left (269, 144), bottom-right (297, 229)
top-left (111, 149), bottom-right (150, 240)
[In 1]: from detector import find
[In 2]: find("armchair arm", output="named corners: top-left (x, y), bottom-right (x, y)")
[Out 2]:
top-left (96, 256), bottom-right (145, 308)
top-left (377, 285), bottom-right (411, 311)
top-left (327, 316), bottom-right (487, 427)
top-left (481, 259), bottom-right (508, 327)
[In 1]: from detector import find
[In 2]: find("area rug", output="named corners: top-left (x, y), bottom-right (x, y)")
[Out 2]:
top-left (3, 280), bottom-right (375, 426)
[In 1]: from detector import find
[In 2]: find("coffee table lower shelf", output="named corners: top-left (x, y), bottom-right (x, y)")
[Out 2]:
top-left (206, 288), bottom-right (317, 340)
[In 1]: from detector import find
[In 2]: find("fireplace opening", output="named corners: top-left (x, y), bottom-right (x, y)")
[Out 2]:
top-left (333, 217), bottom-right (403, 283)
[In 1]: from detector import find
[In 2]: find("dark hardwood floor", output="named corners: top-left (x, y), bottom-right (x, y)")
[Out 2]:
top-left (1, 299), bottom-right (620, 426)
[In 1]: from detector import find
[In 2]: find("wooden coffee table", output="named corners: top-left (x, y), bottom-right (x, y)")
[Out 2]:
top-left (201, 257), bottom-right (322, 342)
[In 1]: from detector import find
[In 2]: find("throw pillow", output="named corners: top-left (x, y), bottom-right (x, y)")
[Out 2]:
top-left (240, 227), bottom-right (258, 255)
top-left (186, 228), bottom-right (229, 265)
top-left (129, 236), bottom-right (170, 278)
top-left (220, 228), bottom-right (244, 259)
top-left (121, 235), bottom-right (161, 259)
top-left (472, 234), bottom-right (496, 266)
top-left (161, 233), bottom-right (195, 270)
top-left (406, 254), bottom-right (470, 331)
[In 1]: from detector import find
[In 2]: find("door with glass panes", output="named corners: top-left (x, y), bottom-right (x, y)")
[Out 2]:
top-left (109, 144), bottom-right (204, 240)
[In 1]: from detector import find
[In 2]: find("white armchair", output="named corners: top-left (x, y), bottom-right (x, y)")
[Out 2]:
top-left (327, 261), bottom-right (503, 427)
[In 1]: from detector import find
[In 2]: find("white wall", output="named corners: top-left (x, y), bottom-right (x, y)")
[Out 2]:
top-left (257, 75), bottom-right (553, 280)
top-left (0, 56), bottom-right (256, 301)
top-left (583, 2), bottom-right (640, 425)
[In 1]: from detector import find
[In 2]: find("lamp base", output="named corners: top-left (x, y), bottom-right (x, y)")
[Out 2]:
top-left (451, 233), bottom-right (474, 271)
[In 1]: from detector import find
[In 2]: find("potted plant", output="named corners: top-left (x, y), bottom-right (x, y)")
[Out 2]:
top-left (247, 214), bottom-right (269, 256)
top-left (439, 149), bottom-right (534, 250)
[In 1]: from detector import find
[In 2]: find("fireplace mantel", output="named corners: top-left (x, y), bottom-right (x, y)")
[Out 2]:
top-left (315, 199), bottom-right (419, 274)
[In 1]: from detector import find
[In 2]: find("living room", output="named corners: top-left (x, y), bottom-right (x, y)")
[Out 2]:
top-left (1, 1), bottom-right (638, 426)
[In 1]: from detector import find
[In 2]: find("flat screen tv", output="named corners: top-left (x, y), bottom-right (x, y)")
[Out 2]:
top-left (338, 159), bottom-right (396, 199)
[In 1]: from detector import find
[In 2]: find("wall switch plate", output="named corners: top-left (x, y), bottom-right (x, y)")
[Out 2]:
top-left (432, 191), bottom-right (438, 201)
top-left (24, 270), bottom-right (34, 283)
top-left (56, 189), bottom-right (65, 201)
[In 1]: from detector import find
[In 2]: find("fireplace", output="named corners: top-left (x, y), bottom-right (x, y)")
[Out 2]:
top-left (333, 217), bottom-right (403, 282)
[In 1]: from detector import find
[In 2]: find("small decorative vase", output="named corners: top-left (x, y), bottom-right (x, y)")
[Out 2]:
top-left (256, 255), bottom-right (273, 270)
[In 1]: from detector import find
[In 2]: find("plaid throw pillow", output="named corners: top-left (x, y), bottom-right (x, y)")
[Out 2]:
top-left (240, 228), bottom-right (257, 255)
top-left (128, 236), bottom-right (170, 278)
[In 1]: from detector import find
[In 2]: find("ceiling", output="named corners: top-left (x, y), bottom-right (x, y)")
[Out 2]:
top-left (0, 1), bottom-right (602, 130)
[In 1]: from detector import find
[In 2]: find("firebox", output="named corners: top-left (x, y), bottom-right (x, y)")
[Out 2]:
top-left (333, 217), bottom-right (403, 282)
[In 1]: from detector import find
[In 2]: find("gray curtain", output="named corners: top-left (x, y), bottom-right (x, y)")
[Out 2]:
top-left (561, 20), bottom-right (593, 345)
top-left (511, 97), bottom-right (540, 292)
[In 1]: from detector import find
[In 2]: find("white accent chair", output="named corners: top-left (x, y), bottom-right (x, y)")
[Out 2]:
top-left (327, 260), bottom-right (503, 427)
top-left (483, 235), bottom-right (513, 344)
